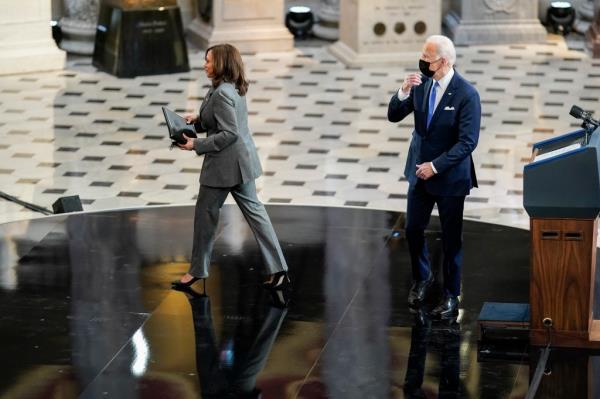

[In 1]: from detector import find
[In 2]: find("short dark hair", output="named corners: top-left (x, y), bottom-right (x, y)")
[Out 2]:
top-left (205, 44), bottom-right (249, 96)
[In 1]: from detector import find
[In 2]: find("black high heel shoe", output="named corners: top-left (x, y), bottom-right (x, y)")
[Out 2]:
top-left (171, 276), bottom-right (205, 292)
top-left (262, 271), bottom-right (290, 290)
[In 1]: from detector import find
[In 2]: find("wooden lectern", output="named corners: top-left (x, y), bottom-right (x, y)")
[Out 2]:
top-left (524, 128), bottom-right (600, 348)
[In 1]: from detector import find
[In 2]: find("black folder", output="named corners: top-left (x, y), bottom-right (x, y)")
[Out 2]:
top-left (162, 107), bottom-right (197, 146)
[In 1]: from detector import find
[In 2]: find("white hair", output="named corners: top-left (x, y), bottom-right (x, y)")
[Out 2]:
top-left (426, 35), bottom-right (456, 67)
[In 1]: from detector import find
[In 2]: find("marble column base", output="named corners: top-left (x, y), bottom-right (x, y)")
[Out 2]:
top-left (0, 40), bottom-right (65, 75)
top-left (445, 12), bottom-right (547, 45)
top-left (187, 19), bottom-right (293, 52)
top-left (59, 17), bottom-right (96, 55)
top-left (586, 21), bottom-right (600, 57)
top-left (329, 40), bottom-right (418, 67)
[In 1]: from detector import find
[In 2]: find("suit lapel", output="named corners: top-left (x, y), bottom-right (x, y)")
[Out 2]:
top-left (199, 86), bottom-right (215, 115)
top-left (428, 72), bottom-right (459, 131)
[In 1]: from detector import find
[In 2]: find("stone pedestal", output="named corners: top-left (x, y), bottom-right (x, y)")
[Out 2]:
top-left (59, 0), bottom-right (100, 55)
top-left (93, 2), bottom-right (189, 77)
top-left (444, 0), bottom-right (547, 44)
top-left (0, 0), bottom-right (66, 75)
top-left (586, 0), bottom-right (600, 57)
top-left (330, 0), bottom-right (441, 67)
top-left (187, 0), bottom-right (293, 53)
top-left (313, 0), bottom-right (340, 41)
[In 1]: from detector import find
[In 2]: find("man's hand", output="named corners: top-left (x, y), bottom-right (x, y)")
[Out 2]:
top-left (401, 73), bottom-right (422, 95)
top-left (184, 114), bottom-right (198, 124)
top-left (177, 134), bottom-right (195, 151)
top-left (415, 162), bottom-right (435, 180)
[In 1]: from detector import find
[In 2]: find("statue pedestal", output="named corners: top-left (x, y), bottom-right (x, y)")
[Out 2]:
top-left (313, 0), bottom-right (340, 41)
top-left (59, 0), bottom-right (99, 55)
top-left (187, 0), bottom-right (293, 52)
top-left (0, 0), bottom-right (65, 75)
top-left (92, 3), bottom-right (190, 77)
top-left (444, 0), bottom-right (546, 45)
top-left (330, 0), bottom-right (441, 67)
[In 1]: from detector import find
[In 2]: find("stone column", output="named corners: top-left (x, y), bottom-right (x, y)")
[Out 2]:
top-left (330, 0), bottom-right (441, 67)
top-left (0, 0), bottom-right (66, 75)
top-left (187, 0), bottom-right (293, 53)
top-left (444, 0), bottom-right (547, 44)
top-left (59, 0), bottom-right (100, 55)
top-left (313, 0), bottom-right (340, 41)
top-left (586, 0), bottom-right (600, 57)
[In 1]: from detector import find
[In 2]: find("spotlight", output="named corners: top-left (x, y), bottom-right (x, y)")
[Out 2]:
top-left (546, 1), bottom-right (575, 35)
top-left (285, 6), bottom-right (314, 39)
top-left (51, 20), bottom-right (62, 46)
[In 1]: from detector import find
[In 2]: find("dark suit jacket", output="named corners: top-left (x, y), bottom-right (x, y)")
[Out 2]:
top-left (388, 70), bottom-right (481, 196)
top-left (193, 82), bottom-right (263, 188)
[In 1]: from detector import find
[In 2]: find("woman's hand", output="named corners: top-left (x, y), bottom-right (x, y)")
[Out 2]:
top-left (177, 134), bottom-right (195, 151)
top-left (184, 114), bottom-right (198, 124)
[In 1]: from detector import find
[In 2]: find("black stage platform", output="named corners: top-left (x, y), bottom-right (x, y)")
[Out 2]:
top-left (0, 205), bottom-right (598, 398)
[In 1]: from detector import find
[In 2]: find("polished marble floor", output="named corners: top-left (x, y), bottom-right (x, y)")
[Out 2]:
top-left (0, 33), bottom-right (597, 229)
top-left (1, 204), bottom-right (598, 398)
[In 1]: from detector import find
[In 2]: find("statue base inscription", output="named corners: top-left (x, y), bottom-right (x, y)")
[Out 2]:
top-left (92, 3), bottom-right (189, 77)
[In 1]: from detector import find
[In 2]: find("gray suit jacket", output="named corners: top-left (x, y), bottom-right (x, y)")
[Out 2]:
top-left (193, 82), bottom-right (262, 187)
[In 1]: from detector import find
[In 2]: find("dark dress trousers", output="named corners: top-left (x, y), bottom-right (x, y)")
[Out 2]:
top-left (189, 82), bottom-right (287, 278)
top-left (387, 70), bottom-right (481, 297)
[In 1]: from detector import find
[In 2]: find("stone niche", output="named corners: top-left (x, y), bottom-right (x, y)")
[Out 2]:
top-left (444, 0), bottom-right (547, 44)
top-left (330, 0), bottom-right (441, 66)
top-left (187, 0), bottom-right (293, 53)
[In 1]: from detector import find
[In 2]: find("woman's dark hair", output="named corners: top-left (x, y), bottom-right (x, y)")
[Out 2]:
top-left (206, 44), bottom-right (249, 96)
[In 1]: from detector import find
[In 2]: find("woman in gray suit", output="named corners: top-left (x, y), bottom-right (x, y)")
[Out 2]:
top-left (173, 43), bottom-right (289, 291)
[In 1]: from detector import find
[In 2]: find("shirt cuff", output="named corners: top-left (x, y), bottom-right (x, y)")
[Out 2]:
top-left (430, 162), bottom-right (437, 174)
top-left (397, 88), bottom-right (410, 101)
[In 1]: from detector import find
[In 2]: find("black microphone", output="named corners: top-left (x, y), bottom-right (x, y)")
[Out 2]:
top-left (569, 105), bottom-right (586, 119)
top-left (569, 104), bottom-right (599, 128)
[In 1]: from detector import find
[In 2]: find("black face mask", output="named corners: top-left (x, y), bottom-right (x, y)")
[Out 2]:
top-left (419, 59), bottom-right (436, 78)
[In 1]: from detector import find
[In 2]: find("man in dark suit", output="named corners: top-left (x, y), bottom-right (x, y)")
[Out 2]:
top-left (387, 35), bottom-right (481, 318)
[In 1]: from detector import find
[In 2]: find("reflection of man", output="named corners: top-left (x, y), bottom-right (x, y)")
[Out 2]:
top-left (387, 35), bottom-right (481, 318)
top-left (404, 311), bottom-right (460, 398)
top-left (186, 290), bottom-right (287, 398)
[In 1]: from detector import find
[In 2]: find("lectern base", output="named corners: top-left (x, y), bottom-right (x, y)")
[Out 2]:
top-left (92, 4), bottom-right (190, 78)
top-left (530, 217), bottom-right (600, 348)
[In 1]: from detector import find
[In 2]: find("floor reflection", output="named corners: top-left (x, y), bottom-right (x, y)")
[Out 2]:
top-left (404, 311), bottom-right (461, 399)
top-left (2, 204), bottom-right (596, 398)
top-left (185, 288), bottom-right (288, 398)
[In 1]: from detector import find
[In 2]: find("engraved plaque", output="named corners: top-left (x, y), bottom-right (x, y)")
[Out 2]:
top-left (358, 0), bottom-right (441, 53)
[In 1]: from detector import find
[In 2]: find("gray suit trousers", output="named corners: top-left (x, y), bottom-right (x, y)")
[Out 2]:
top-left (189, 180), bottom-right (288, 278)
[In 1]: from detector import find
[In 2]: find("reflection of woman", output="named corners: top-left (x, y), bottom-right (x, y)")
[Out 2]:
top-left (173, 44), bottom-right (289, 290)
top-left (187, 290), bottom-right (288, 398)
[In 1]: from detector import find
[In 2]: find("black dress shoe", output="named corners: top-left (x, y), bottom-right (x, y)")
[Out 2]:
top-left (431, 295), bottom-right (459, 319)
top-left (262, 271), bottom-right (291, 290)
top-left (407, 273), bottom-right (433, 308)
